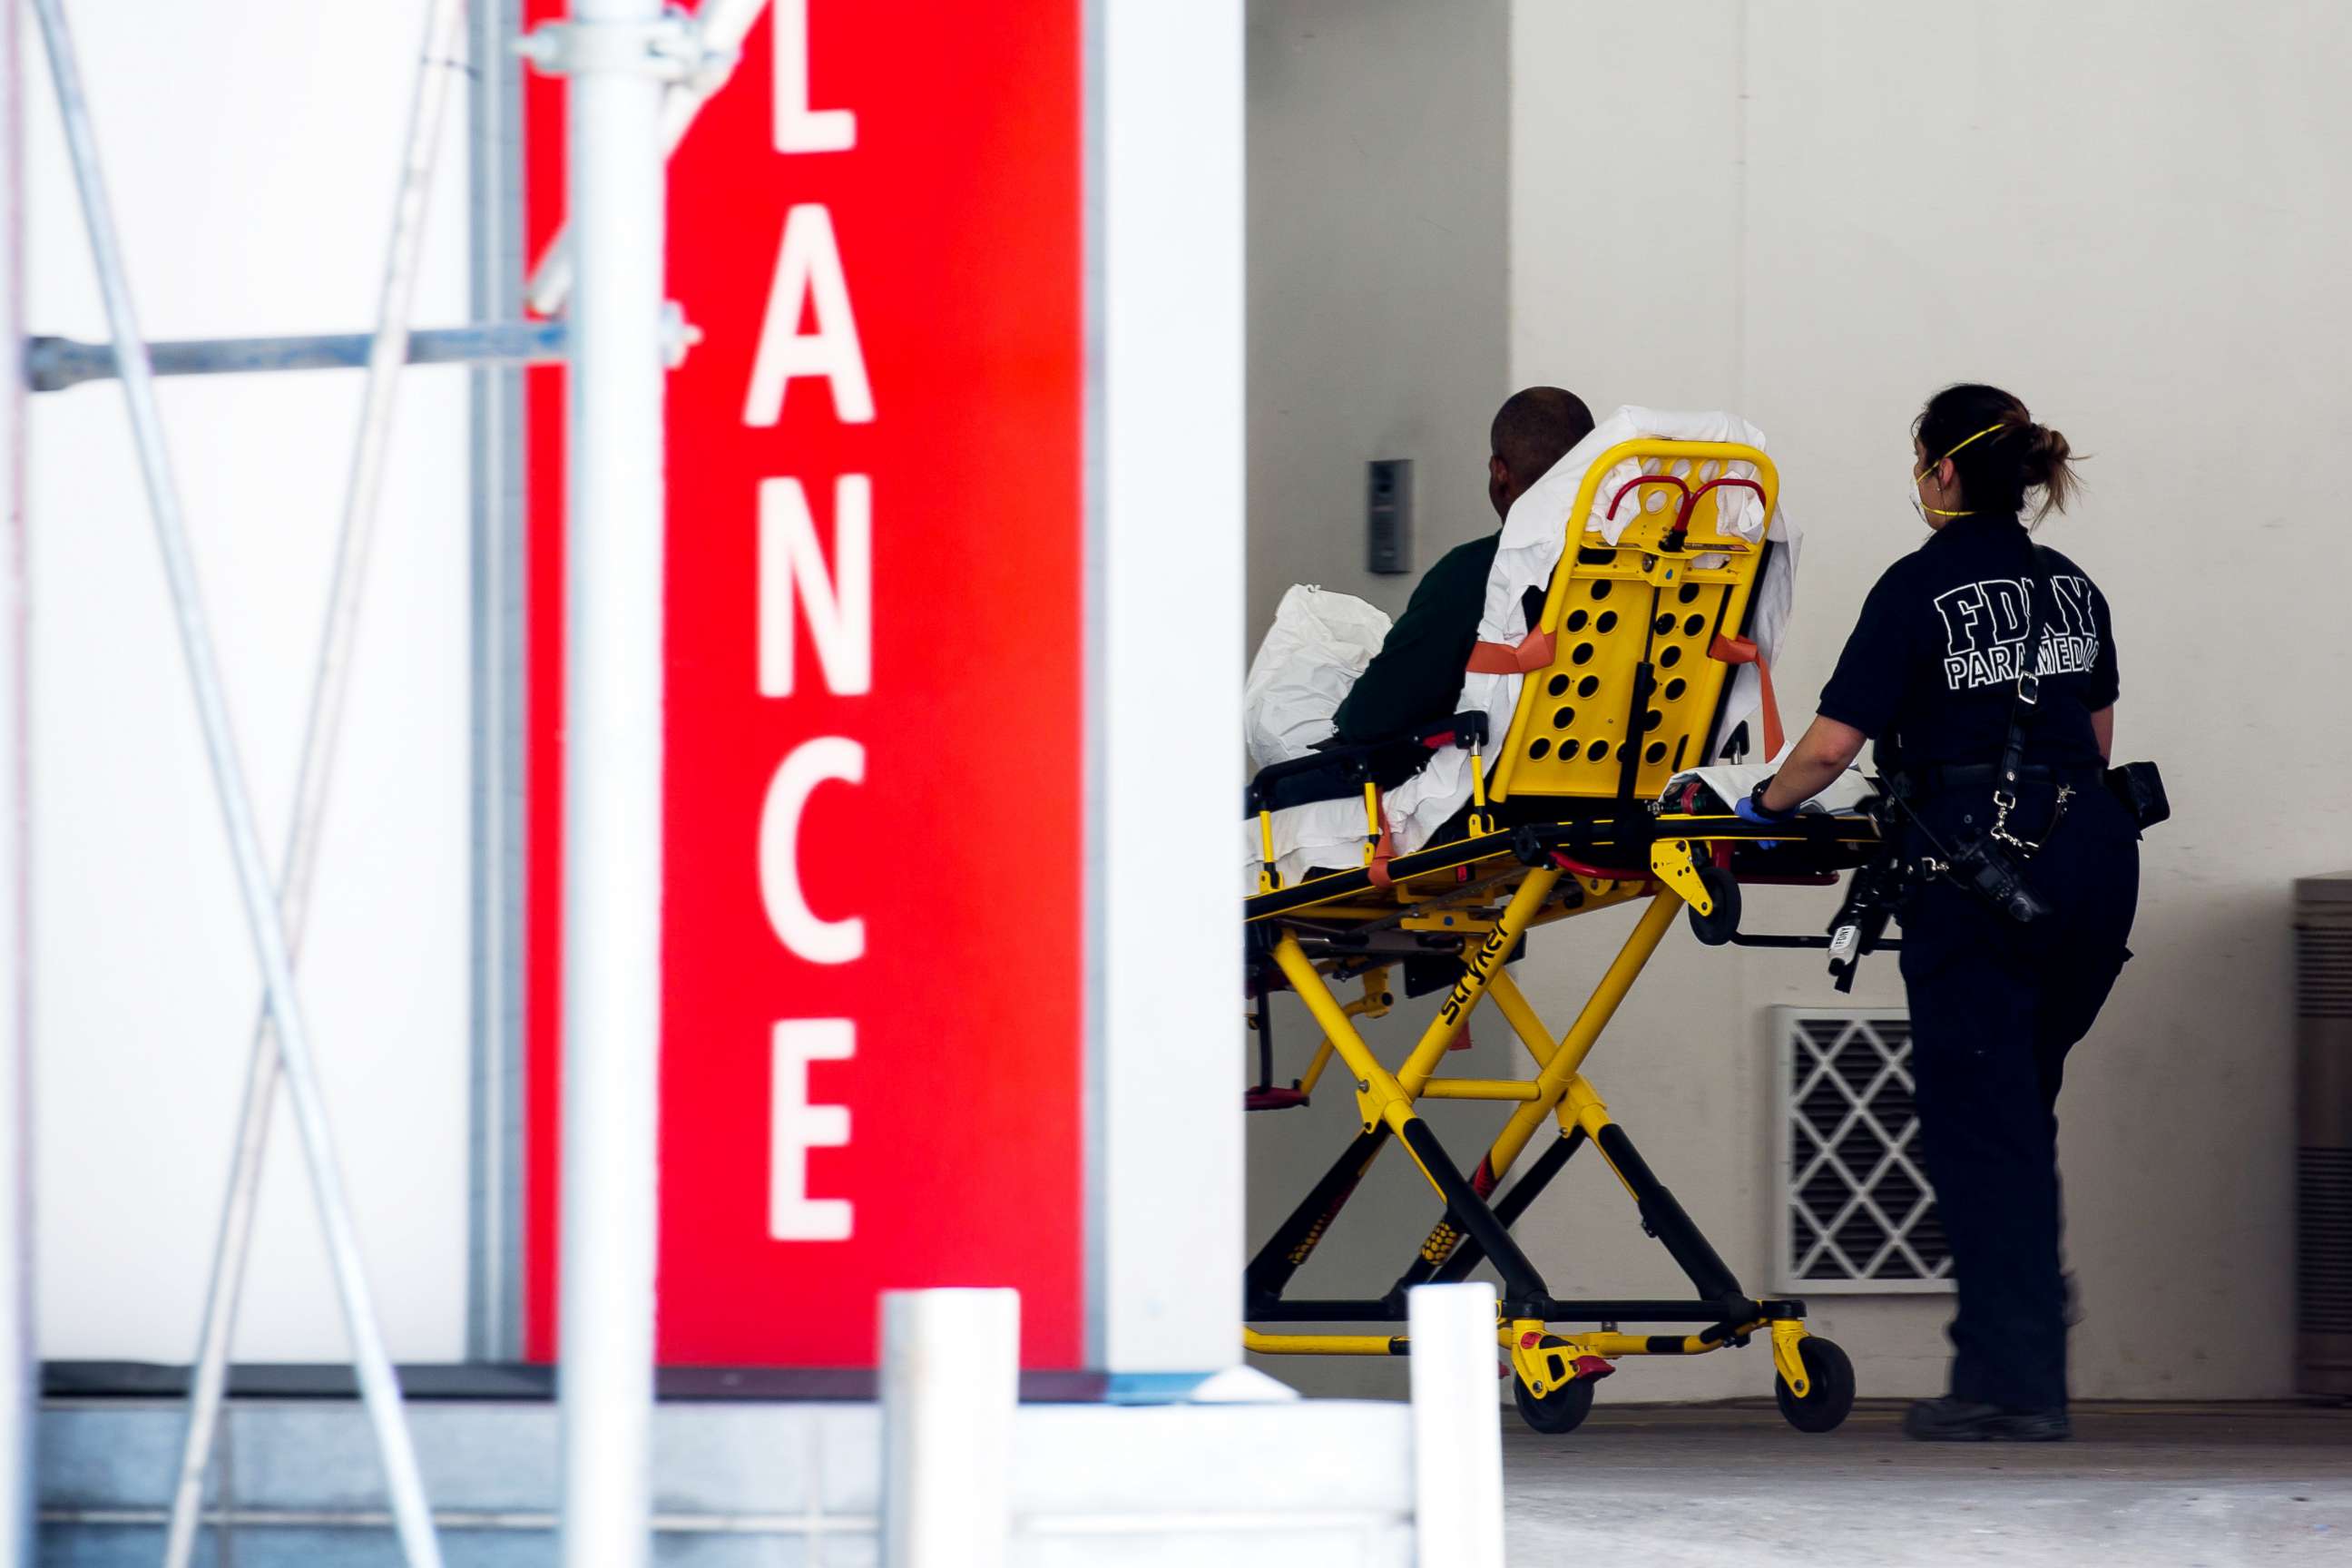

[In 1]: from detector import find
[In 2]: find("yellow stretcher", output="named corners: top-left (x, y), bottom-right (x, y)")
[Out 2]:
top-left (1243, 440), bottom-right (1889, 1434)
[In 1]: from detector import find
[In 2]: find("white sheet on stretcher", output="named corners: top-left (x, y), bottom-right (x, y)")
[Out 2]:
top-left (1246, 407), bottom-right (1799, 887)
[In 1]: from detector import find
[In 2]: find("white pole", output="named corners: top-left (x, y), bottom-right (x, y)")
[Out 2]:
top-left (880, 1289), bottom-right (1020, 1568)
top-left (162, 3), bottom-right (469, 1563)
top-left (557, 0), bottom-right (669, 1563)
top-left (524, 0), bottom-right (767, 316)
top-left (25, 4), bottom-right (445, 1566)
top-left (1407, 1283), bottom-right (1506, 1568)
top-left (1088, 0), bottom-right (1247, 1377)
top-left (0, 0), bottom-right (34, 1557)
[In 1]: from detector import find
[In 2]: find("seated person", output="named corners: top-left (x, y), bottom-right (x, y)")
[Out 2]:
top-left (1332, 387), bottom-right (1595, 745)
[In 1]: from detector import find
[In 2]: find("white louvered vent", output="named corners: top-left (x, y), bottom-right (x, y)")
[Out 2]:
top-left (1773, 1007), bottom-right (1954, 1295)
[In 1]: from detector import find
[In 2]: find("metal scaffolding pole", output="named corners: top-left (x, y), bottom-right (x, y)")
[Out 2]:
top-left (26, 3), bottom-right (446, 1566)
top-left (535, 1), bottom-right (677, 1563)
top-left (24, 321), bottom-right (564, 392)
top-left (0, 3), bottom-right (32, 1560)
top-left (466, 0), bottom-right (532, 1370)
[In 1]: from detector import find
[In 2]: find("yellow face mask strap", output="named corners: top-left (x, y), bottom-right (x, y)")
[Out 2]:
top-left (1915, 421), bottom-right (2012, 517)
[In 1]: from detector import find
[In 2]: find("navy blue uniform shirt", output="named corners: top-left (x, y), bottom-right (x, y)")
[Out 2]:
top-left (1818, 513), bottom-right (2119, 773)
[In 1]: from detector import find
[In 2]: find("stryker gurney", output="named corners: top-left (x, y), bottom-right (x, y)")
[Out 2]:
top-left (1242, 432), bottom-right (1894, 1434)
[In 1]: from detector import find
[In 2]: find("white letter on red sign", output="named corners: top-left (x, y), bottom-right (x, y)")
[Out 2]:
top-left (771, 1019), bottom-right (853, 1240)
top-left (759, 475), bottom-right (871, 698)
top-left (743, 206), bottom-right (875, 427)
top-left (759, 736), bottom-right (866, 964)
top-left (773, 0), bottom-right (855, 154)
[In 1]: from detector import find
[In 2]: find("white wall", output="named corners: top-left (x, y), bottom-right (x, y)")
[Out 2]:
top-left (1506, 0), bottom-right (2352, 1401)
top-left (1247, 0), bottom-right (2352, 1403)
top-left (1245, 0), bottom-right (1510, 643)
top-left (23, 5), bottom-right (472, 1360)
top-left (1242, 0), bottom-right (1508, 1400)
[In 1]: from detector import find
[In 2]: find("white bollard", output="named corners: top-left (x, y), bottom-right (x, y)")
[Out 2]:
top-left (1408, 1282), bottom-right (1506, 1568)
top-left (881, 1289), bottom-right (1021, 1568)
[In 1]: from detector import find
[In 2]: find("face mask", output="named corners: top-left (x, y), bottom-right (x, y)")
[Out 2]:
top-left (1912, 421), bottom-right (2010, 524)
top-left (1911, 473), bottom-right (1964, 526)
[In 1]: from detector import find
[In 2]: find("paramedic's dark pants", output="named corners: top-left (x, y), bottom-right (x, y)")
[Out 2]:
top-left (1898, 782), bottom-right (2139, 1412)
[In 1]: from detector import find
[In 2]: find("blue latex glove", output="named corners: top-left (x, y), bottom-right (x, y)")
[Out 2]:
top-left (1734, 790), bottom-right (1790, 850)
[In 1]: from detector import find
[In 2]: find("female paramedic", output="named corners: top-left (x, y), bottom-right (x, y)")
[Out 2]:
top-left (1741, 384), bottom-right (2140, 1442)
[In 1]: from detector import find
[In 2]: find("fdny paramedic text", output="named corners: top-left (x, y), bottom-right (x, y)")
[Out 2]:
top-left (1932, 574), bottom-right (2100, 692)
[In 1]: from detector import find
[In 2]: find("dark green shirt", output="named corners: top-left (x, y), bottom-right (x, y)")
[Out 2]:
top-left (1333, 534), bottom-right (1500, 745)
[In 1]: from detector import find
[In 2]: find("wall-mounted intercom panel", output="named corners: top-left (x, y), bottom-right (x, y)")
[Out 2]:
top-left (1367, 458), bottom-right (1413, 575)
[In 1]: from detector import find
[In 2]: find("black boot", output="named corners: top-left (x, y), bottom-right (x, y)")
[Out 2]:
top-left (1903, 1397), bottom-right (2072, 1442)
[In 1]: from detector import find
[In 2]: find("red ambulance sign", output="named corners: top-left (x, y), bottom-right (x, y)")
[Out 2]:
top-left (524, 0), bottom-right (1085, 1367)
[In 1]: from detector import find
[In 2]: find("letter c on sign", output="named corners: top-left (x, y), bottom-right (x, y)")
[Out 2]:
top-left (760, 736), bottom-right (865, 964)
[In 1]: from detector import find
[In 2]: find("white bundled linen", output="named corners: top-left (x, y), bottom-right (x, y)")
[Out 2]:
top-left (1245, 407), bottom-right (1799, 887)
top-left (1244, 585), bottom-right (1395, 770)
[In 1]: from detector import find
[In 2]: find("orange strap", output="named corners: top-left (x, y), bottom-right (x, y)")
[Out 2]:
top-left (1708, 634), bottom-right (1787, 759)
top-left (1367, 800), bottom-right (1399, 887)
top-left (1465, 628), bottom-right (1556, 676)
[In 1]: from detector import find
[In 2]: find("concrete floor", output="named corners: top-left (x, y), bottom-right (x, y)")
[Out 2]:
top-left (1503, 1401), bottom-right (2352, 1567)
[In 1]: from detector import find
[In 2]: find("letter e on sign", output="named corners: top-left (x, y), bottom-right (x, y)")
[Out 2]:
top-left (772, 1020), bottom-right (854, 1240)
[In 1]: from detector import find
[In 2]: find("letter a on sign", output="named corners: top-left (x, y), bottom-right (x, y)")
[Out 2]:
top-left (744, 205), bottom-right (875, 427)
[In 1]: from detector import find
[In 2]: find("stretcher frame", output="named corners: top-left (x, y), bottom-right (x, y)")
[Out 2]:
top-left (1242, 440), bottom-right (1885, 1432)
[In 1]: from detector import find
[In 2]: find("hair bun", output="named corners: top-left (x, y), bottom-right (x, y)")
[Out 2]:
top-left (2024, 422), bottom-right (2070, 477)
top-left (2021, 421), bottom-right (2079, 516)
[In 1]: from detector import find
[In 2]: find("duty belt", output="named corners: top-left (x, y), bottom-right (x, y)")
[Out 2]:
top-left (1896, 760), bottom-right (2104, 858)
top-left (1895, 761), bottom-right (2105, 800)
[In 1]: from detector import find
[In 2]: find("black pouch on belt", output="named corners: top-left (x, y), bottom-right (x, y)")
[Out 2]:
top-left (1943, 835), bottom-right (2051, 924)
top-left (2103, 760), bottom-right (2169, 830)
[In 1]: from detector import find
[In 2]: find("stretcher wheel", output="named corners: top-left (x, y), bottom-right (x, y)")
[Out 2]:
top-left (1773, 1336), bottom-right (1856, 1434)
top-left (1686, 864), bottom-right (1741, 946)
top-left (1512, 1368), bottom-right (1598, 1435)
